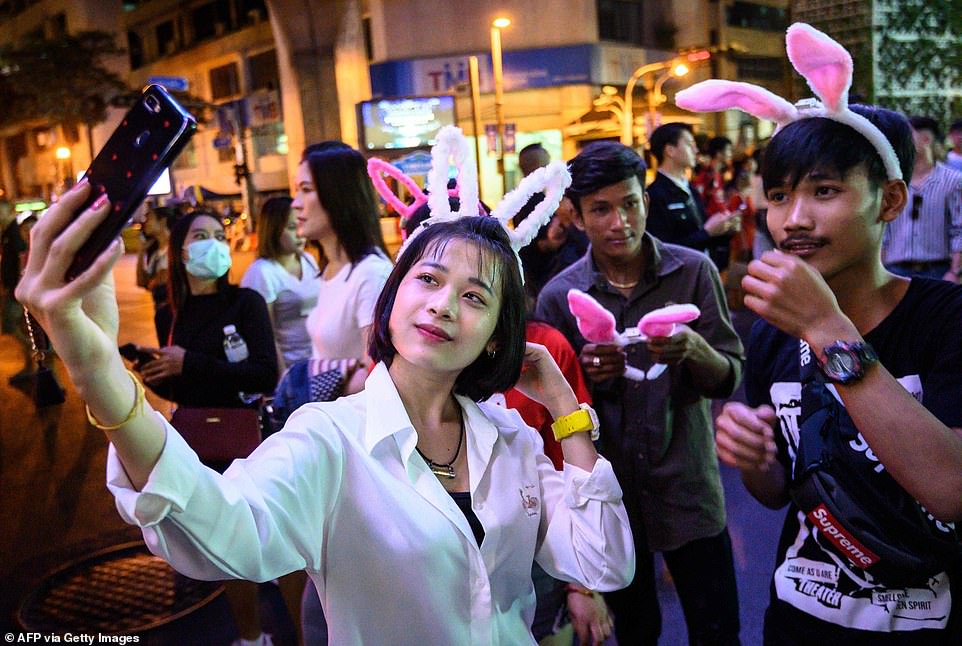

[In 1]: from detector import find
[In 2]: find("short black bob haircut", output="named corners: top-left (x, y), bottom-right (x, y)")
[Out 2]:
top-left (566, 141), bottom-right (647, 214)
top-left (368, 216), bottom-right (527, 402)
top-left (761, 104), bottom-right (915, 193)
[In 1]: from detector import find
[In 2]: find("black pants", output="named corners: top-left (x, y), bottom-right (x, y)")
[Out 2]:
top-left (605, 524), bottom-right (741, 646)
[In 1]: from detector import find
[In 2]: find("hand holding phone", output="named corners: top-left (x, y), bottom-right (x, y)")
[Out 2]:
top-left (66, 85), bottom-right (196, 281)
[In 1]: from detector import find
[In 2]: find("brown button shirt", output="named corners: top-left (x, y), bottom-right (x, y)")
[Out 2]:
top-left (535, 234), bottom-right (745, 551)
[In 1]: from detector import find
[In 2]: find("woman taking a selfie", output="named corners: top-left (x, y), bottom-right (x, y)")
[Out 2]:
top-left (16, 134), bottom-right (633, 645)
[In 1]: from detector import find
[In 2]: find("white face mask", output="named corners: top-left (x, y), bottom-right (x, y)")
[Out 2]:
top-left (185, 238), bottom-right (232, 279)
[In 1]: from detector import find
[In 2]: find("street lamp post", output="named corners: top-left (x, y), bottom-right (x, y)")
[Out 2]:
top-left (55, 146), bottom-right (73, 191)
top-left (623, 62), bottom-right (669, 146)
top-left (647, 63), bottom-right (690, 134)
top-left (491, 17), bottom-right (510, 195)
top-left (622, 50), bottom-right (708, 146)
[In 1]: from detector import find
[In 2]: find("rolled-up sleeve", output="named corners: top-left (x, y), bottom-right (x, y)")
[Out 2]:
top-left (535, 452), bottom-right (635, 592)
top-left (105, 407), bottom-right (342, 583)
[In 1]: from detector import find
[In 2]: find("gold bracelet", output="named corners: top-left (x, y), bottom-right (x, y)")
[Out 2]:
top-left (85, 369), bottom-right (145, 431)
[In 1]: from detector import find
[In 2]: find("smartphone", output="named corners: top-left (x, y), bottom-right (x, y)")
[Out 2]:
top-left (66, 84), bottom-right (197, 281)
top-left (119, 342), bottom-right (157, 366)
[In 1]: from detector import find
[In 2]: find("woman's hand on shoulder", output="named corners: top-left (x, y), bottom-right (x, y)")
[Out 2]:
top-left (14, 181), bottom-right (125, 376)
top-left (512, 342), bottom-right (579, 420)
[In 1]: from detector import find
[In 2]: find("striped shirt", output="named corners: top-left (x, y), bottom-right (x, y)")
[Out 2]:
top-left (883, 163), bottom-right (962, 264)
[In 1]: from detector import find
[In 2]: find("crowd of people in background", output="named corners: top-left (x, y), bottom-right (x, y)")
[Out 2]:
top-left (3, 99), bottom-right (962, 645)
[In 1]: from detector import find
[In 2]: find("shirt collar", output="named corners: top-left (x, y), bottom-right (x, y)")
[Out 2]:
top-left (361, 362), bottom-right (516, 462)
top-left (575, 233), bottom-right (682, 292)
top-left (657, 169), bottom-right (692, 195)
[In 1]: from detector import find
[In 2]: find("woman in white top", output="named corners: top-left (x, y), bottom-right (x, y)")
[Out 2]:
top-left (16, 184), bottom-right (634, 645)
top-left (241, 196), bottom-right (319, 370)
top-left (295, 143), bottom-right (393, 393)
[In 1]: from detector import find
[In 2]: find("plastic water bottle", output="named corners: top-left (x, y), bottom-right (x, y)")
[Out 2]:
top-left (223, 325), bottom-right (259, 404)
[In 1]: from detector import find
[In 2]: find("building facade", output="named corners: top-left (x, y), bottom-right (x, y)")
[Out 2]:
top-left (792, 0), bottom-right (961, 125)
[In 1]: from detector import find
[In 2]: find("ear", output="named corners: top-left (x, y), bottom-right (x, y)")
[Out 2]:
top-left (675, 80), bottom-right (798, 127)
top-left (878, 179), bottom-right (908, 224)
top-left (367, 158), bottom-right (427, 218)
top-left (786, 23), bottom-right (852, 114)
top-left (571, 204), bottom-right (586, 232)
top-left (485, 339), bottom-right (499, 355)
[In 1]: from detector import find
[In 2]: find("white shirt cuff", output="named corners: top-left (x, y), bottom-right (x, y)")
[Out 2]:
top-left (563, 457), bottom-right (623, 507)
top-left (106, 411), bottom-right (202, 528)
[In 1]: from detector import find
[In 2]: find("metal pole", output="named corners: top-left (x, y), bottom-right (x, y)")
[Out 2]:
top-left (623, 61), bottom-right (668, 147)
top-left (491, 25), bottom-right (507, 195)
top-left (468, 56), bottom-right (484, 191)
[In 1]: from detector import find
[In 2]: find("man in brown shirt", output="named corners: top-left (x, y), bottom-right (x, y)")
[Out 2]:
top-left (536, 141), bottom-right (745, 645)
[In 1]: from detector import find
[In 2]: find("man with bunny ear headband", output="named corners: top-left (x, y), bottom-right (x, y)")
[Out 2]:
top-left (535, 140), bottom-right (745, 645)
top-left (681, 23), bottom-right (962, 641)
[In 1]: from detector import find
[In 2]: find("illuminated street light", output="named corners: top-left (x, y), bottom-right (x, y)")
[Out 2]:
top-left (55, 146), bottom-right (74, 190)
top-left (622, 49), bottom-right (709, 146)
top-left (491, 16), bottom-right (511, 195)
top-left (55, 146), bottom-right (71, 160)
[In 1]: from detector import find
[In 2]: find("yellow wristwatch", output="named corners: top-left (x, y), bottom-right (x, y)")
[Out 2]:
top-left (551, 403), bottom-right (600, 442)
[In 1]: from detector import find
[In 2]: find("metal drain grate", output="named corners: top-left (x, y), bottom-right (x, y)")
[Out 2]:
top-left (18, 542), bottom-right (223, 635)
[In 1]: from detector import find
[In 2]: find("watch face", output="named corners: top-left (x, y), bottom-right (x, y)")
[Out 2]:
top-left (828, 351), bottom-right (857, 375)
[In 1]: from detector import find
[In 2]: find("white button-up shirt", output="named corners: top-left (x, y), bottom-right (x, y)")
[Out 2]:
top-left (107, 363), bottom-right (635, 645)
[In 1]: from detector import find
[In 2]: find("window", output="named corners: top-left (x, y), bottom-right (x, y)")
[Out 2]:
top-left (155, 20), bottom-right (177, 56)
top-left (726, 2), bottom-right (789, 32)
top-left (192, 0), bottom-right (233, 42)
top-left (172, 137), bottom-right (198, 169)
top-left (734, 55), bottom-right (784, 80)
top-left (210, 62), bottom-right (241, 100)
top-left (252, 122), bottom-right (286, 158)
top-left (248, 49), bottom-right (278, 92)
top-left (598, 0), bottom-right (646, 46)
top-left (238, 0), bottom-right (268, 25)
top-left (128, 31), bottom-right (144, 69)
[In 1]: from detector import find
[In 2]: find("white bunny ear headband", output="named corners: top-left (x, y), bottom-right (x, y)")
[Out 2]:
top-left (371, 125), bottom-right (571, 281)
top-left (675, 22), bottom-right (903, 181)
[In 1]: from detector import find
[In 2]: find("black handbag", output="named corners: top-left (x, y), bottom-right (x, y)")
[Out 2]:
top-left (170, 406), bottom-right (262, 462)
top-left (789, 340), bottom-right (962, 587)
top-left (23, 309), bottom-right (65, 408)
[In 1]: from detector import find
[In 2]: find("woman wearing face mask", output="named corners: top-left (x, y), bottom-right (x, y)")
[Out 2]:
top-left (135, 209), bottom-right (280, 646)
top-left (138, 210), bottom-right (279, 409)
top-left (241, 196), bottom-right (318, 372)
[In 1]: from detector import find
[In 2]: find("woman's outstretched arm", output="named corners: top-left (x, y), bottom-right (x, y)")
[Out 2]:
top-left (16, 181), bottom-right (167, 489)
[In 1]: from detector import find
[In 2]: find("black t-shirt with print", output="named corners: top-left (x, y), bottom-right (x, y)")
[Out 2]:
top-left (746, 277), bottom-right (962, 643)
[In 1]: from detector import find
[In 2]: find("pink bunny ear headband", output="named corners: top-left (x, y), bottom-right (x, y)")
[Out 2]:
top-left (675, 23), bottom-right (902, 181)
top-left (374, 125), bottom-right (571, 281)
top-left (367, 158), bottom-right (460, 239)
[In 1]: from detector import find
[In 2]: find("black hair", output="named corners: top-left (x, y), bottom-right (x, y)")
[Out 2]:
top-left (909, 115), bottom-right (943, 143)
top-left (256, 196), bottom-right (295, 260)
top-left (950, 118), bottom-right (962, 133)
top-left (300, 146), bottom-right (388, 266)
top-left (566, 141), bottom-right (647, 214)
top-left (761, 104), bottom-right (915, 192)
top-left (404, 196), bottom-right (492, 238)
top-left (302, 140), bottom-right (352, 157)
top-left (167, 210), bottom-right (230, 315)
top-left (519, 142), bottom-right (546, 157)
top-left (368, 216), bottom-right (526, 401)
top-left (649, 122), bottom-right (693, 164)
top-left (707, 136), bottom-right (732, 159)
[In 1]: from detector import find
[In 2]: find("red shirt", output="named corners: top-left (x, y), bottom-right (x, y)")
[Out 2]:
top-left (504, 321), bottom-right (592, 470)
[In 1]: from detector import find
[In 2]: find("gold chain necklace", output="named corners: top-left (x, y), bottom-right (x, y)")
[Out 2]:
top-left (415, 417), bottom-right (465, 479)
top-left (603, 274), bottom-right (639, 290)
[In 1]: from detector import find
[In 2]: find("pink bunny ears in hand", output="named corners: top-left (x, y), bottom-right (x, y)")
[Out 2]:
top-left (566, 289), bottom-right (700, 381)
top-left (675, 22), bottom-right (902, 180)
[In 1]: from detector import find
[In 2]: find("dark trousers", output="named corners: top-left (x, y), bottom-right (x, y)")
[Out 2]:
top-left (605, 520), bottom-right (740, 646)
